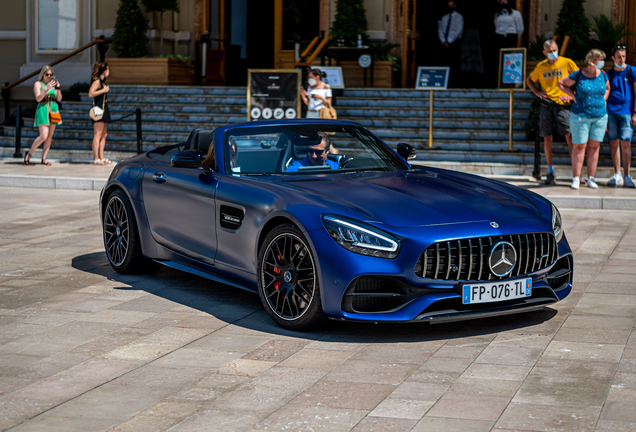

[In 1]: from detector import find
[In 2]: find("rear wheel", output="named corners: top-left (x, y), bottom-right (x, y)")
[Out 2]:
top-left (257, 224), bottom-right (326, 330)
top-left (103, 190), bottom-right (159, 274)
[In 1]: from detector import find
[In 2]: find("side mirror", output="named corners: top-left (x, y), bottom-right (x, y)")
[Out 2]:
top-left (171, 150), bottom-right (202, 168)
top-left (397, 143), bottom-right (416, 160)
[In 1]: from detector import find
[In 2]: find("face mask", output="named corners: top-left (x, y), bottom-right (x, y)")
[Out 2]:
top-left (616, 62), bottom-right (627, 70)
top-left (307, 78), bottom-right (317, 86)
top-left (547, 51), bottom-right (558, 60)
top-left (595, 60), bottom-right (605, 70)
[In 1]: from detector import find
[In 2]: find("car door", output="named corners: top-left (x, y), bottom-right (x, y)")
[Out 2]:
top-left (142, 163), bottom-right (219, 265)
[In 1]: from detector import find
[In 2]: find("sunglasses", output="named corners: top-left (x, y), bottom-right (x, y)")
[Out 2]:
top-left (615, 46), bottom-right (627, 50)
top-left (44, 73), bottom-right (53, 76)
top-left (307, 148), bottom-right (326, 156)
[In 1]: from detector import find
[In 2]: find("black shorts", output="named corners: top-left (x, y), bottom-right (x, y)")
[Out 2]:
top-left (539, 101), bottom-right (571, 138)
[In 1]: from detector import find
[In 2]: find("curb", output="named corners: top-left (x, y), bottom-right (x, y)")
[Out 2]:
top-left (0, 175), bottom-right (106, 191)
top-left (2, 175), bottom-right (636, 211)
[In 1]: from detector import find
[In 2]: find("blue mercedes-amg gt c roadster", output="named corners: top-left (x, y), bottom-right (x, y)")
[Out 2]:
top-left (100, 119), bottom-right (572, 330)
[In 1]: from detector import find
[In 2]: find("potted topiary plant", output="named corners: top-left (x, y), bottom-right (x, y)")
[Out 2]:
top-left (554, 0), bottom-right (590, 61)
top-left (330, 0), bottom-right (368, 47)
top-left (108, 0), bottom-right (192, 84)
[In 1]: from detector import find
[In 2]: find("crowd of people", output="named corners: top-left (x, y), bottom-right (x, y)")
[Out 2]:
top-left (23, 62), bottom-right (111, 166)
top-left (528, 41), bottom-right (635, 189)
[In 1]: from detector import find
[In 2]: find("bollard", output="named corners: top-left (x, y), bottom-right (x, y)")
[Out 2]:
top-left (135, 108), bottom-right (142, 154)
top-left (2, 82), bottom-right (10, 124)
top-left (13, 105), bottom-right (22, 158)
top-left (532, 114), bottom-right (541, 180)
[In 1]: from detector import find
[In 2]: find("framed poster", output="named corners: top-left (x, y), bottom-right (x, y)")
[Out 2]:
top-left (36, 0), bottom-right (79, 53)
top-left (498, 48), bottom-right (527, 90)
top-left (247, 69), bottom-right (301, 121)
top-left (415, 67), bottom-right (449, 90)
top-left (318, 67), bottom-right (345, 89)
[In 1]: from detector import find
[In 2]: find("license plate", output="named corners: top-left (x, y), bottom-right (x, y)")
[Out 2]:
top-left (462, 278), bottom-right (532, 304)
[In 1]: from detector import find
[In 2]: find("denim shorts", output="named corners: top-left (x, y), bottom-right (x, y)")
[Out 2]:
top-left (570, 113), bottom-right (608, 144)
top-left (607, 112), bottom-right (634, 141)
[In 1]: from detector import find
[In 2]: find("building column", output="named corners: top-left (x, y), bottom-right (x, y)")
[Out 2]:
top-left (613, 0), bottom-right (627, 25)
top-left (528, 0), bottom-right (541, 42)
top-left (320, 0), bottom-right (330, 35)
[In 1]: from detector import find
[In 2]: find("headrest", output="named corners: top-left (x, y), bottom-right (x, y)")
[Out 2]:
top-left (184, 129), bottom-right (214, 155)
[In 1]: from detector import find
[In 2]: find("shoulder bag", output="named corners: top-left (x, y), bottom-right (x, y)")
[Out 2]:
top-left (319, 100), bottom-right (337, 119)
top-left (90, 97), bottom-right (105, 121)
top-left (47, 100), bottom-right (62, 124)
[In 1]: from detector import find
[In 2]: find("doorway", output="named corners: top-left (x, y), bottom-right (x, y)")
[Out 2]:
top-left (416, 0), bottom-right (500, 88)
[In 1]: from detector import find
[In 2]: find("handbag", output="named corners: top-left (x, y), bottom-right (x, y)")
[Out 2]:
top-left (319, 101), bottom-right (337, 119)
top-left (46, 101), bottom-right (62, 124)
top-left (90, 97), bottom-right (105, 121)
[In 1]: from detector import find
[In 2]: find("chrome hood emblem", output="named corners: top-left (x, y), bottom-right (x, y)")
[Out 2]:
top-left (489, 241), bottom-right (517, 277)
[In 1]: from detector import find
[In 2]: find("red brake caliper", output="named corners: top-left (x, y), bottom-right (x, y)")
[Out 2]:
top-left (273, 255), bottom-right (282, 290)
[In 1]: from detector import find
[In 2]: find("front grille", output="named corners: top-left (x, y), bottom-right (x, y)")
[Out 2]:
top-left (415, 233), bottom-right (557, 282)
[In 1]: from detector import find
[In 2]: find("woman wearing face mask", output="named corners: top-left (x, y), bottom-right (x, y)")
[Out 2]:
top-left (494, 0), bottom-right (524, 50)
top-left (558, 49), bottom-right (610, 189)
top-left (301, 69), bottom-right (332, 119)
top-left (88, 62), bottom-right (112, 165)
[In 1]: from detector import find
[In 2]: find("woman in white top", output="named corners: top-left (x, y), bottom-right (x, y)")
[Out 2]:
top-left (494, 0), bottom-right (524, 50)
top-left (301, 69), bottom-right (332, 119)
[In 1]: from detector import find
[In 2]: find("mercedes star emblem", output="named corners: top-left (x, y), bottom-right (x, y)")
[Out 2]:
top-left (490, 222), bottom-right (499, 229)
top-left (489, 241), bottom-right (517, 277)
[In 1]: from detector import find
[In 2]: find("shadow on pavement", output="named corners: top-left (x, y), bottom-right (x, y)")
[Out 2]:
top-left (72, 251), bottom-right (559, 343)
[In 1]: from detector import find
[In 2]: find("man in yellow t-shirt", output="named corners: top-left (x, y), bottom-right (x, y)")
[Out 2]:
top-left (527, 39), bottom-right (579, 184)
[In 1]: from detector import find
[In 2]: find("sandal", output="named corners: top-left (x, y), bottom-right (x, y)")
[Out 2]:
top-left (23, 152), bottom-right (32, 165)
top-left (93, 159), bottom-right (104, 165)
top-left (41, 159), bottom-right (51, 166)
top-left (102, 158), bottom-right (113, 165)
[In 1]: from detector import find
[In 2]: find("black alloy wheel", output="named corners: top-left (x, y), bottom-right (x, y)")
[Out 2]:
top-left (257, 224), bottom-right (325, 330)
top-left (103, 190), bottom-right (159, 274)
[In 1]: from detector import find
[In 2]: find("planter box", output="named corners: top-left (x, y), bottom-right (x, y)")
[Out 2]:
top-left (339, 60), bottom-right (393, 88)
top-left (106, 58), bottom-right (194, 85)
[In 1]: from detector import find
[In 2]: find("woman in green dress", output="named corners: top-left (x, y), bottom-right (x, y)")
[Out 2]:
top-left (24, 65), bottom-right (62, 165)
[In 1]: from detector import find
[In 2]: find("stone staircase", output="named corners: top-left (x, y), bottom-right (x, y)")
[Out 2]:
top-left (0, 85), bottom-right (627, 173)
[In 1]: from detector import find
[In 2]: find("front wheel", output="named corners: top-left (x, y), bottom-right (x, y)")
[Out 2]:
top-left (257, 224), bottom-right (326, 330)
top-left (103, 190), bottom-right (159, 274)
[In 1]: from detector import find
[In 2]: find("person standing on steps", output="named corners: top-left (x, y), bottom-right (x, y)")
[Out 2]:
top-left (494, 0), bottom-right (524, 50)
top-left (438, 0), bottom-right (463, 88)
top-left (526, 40), bottom-right (578, 184)
top-left (88, 62), bottom-right (112, 165)
top-left (558, 49), bottom-right (610, 190)
top-left (606, 46), bottom-right (636, 188)
top-left (24, 65), bottom-right (62, 166)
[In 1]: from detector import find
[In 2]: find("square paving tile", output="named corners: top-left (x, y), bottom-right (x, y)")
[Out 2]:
top-left (495, 402), bottom-right (600, 431)
top-left (426, 392), bottom-right (511, 421)
top-left (512, 375), bottom-right (610, 408)
top-left (290, 381), bottom-right (395, 410)
top-left (252, 405), bottom-right (368, 431)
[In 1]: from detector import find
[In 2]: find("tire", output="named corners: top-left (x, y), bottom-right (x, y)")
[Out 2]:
top-left (103, 189), bottom-right (160, 274)
top-left (257, 223), bottom-right (326, 330)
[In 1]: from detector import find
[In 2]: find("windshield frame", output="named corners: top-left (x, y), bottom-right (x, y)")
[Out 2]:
top-left (222, 124), bottom-right (410, 176)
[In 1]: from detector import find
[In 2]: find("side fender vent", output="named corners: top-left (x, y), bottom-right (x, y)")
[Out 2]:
top-left (220, 205), bottom-right (244, 230)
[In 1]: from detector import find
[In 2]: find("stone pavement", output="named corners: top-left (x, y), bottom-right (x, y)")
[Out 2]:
top-left (0, 186), bottom-right (635, 432)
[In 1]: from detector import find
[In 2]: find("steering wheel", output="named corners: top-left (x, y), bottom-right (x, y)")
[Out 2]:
top-left (339, 156), bottom-right (354, 169)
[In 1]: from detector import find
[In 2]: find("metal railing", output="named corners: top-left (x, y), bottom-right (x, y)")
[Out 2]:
top-left (1, 37), bottom-right (111, 123)
top-left (8, 107), bottom-right (143, 159)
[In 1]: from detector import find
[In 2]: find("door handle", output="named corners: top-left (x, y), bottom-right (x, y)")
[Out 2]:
top-left (152, 172), bottom-right (167, 183)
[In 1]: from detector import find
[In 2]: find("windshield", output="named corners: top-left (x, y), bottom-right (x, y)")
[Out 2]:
top-left (223, 124), bottom-right (409, 175)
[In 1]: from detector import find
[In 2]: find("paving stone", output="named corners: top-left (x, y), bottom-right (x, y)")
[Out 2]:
top-left (543, 340), bottom-right (624, 363)
top-left (216, 359), bottom-right (277, 377)
top-left (350, 416), bottom-right (418, 432)
top-left (252, 405), bottom-right (368, 431)
top-left (325, 360), bottom-right (419, 385)
top-left (412, 417), bottom-right (495, 432)
top-left (495, 402), bottom-right (600, 431)
top-left (426, 392), bottom-right (511, 421)
top-left (290, 381), bottom-right (395, 410)
top-left (513, 375), bottom-right (611, 408)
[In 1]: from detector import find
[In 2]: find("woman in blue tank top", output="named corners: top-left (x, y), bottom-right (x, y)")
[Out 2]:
top-left (558, 49), bottom-right (610, 189)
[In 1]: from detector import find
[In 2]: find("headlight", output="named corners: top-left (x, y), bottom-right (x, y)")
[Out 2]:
top-left (551, 204), bottom-right (563, 242)
top-left (322, 215), bottom-right (400, 259)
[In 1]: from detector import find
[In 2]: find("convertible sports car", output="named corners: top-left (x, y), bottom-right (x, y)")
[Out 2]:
top-left (100, 119), bottom-right (572, 330)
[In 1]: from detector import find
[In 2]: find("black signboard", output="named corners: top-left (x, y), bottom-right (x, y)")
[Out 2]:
top-left (247, 69), bottom-right (301, 121)
top-left (498, 48), bottom-right (527, 91)
top-left (415, 67), bottom-right (449, 90)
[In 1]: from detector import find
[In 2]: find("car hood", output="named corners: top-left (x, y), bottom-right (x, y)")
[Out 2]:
top-left (275, 169), bottom-right (541, 228)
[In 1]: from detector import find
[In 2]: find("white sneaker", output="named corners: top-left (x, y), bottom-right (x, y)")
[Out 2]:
top-left (571, 177), bottom-right (580, 189)
top-left (587, 177), bottom-right (598, 189)
top-left (624, 175), bottom-right (635, 188)
top-left (607, 172), bottom-right (623, 187)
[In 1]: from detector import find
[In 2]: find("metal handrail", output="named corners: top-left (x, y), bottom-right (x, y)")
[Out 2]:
top-left (295, 36), bottom-right (331, 67)
top-left (1, 38), bottom-right (111, 91)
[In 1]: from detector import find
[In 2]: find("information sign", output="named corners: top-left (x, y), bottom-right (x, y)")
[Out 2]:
top-left (498, 48), bottom-right (527, 90)
top-left (318, 66), bottom-right (345, 89)
top-left (247, 69), bottom-right (301, 121)
top-left (415, 67), bottom-right (449, 90)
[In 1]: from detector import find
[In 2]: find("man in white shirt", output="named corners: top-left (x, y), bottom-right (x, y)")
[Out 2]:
top-left (438, 0), bottom-right (464, 87)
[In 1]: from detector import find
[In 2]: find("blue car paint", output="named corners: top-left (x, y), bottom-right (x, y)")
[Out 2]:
top-left (101, 119), bottom-right (572, 324)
